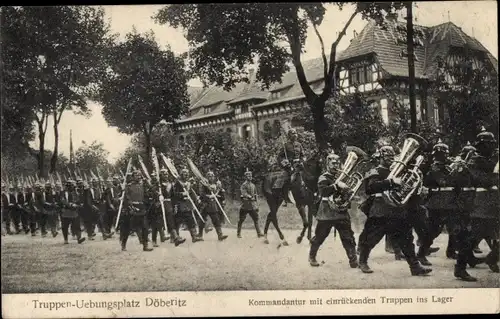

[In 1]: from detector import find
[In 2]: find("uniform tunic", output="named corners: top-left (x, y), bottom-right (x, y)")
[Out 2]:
top-left (240, 181), bottom-right (258, 211)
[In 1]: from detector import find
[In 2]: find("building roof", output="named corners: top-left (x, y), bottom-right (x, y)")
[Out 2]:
top-left (176, 20), bottom-right (496, 126)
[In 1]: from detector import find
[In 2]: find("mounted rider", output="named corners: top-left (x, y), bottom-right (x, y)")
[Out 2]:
top-left (276, 128), bottom-right (306, 205)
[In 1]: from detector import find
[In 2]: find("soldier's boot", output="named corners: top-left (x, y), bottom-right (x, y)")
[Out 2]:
top-left (394, 245), bottom-right (406, 261)
top-left (189, 228), bottom-right (203, 243)
top-left (309, 242), bottom-right (320, 267)
top-left (160, 229), bottom-right (168, 242)
top-left (152, 240), bottom-right (159, 247)
top-left (237, 221), bottom-right (243, 238)
top-left (417, 247), bottom-right (432, 266)
top-left (254, 220), bottom-right (263, 238)
top-left (171, 230), bottom-right (186, 247)
top-left (77, 236), bottom-right (86, 244)
top-left (347, 247), bottom-right (358, 268)
top-left (485, 241), bottom-right (499, 273)
top-left (205, 226), bottom-right (213, 233)
top-left (121, 240), bottom-right (127, 251)
top-left (426, 247), bottom-right (440, 255)
top-left (143, 241), bottom-right (154, 252)
top-left (198, 225), bottom-right (205, 239)
top-left (408, 258), bottom-right (432, 276)
top-left (216, 227), bottom-right (228, 241)
top-left (358, 248), bottom-right (373, 273)
top-left (468, 255), bottom-right (486, 268)
top-left (446, 248), bottom-right (458, 259)
top-left (454, 264), bottom-right (477, 282)
top-left (473, 244), bottom-right (483, 254)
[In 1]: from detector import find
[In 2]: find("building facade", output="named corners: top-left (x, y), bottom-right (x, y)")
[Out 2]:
top-left (174, 18), bottom-right (497, 143)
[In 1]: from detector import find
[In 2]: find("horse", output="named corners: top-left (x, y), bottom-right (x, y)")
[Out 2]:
top-left (261, 151), bottom-right (325, 246)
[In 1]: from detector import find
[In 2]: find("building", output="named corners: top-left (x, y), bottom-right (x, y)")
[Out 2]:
top-left (174, 17), bottom-right (498, 143)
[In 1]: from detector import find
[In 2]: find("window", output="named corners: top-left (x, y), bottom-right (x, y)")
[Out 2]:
top-left (403, 98), bottom-right (421, 121)
top-left (226, 127), bottom-right (233, 133)
top-left (241, 104), bottom-right (249, 113)
top-left (178, 135), bottom-right (185, 145)
top-left (203, 106), bottom-right (211, 114)
top-left (433, 104), bottom-right (440, 126)
top-left (241, 125), bottom-right (252, 140)
top-left (380, 98), bottom-right (389, 125)
top-left (272, 120), bottom-right (281, 137)
top-left (348, 65), bottom-right (371, 85)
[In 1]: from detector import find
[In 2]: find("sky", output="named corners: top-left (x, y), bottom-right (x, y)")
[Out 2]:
top-left (30, 1), bottom-right (498, 163)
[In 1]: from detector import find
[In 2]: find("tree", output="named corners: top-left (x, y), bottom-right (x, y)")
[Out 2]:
top-left (97, 29), bottom-right (190, 167)
top-left (154, 2), bottom-right (405, 151)
top-left (297, 92), bottom-right (388, 155)
top-left (1, 6), bottom-right (115, 176)
top-left (430, 53), bottom-right (499, 153)
top-left (74, 141), bottom-right (112, 176)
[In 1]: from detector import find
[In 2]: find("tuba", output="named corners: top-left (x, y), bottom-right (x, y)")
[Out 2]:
top-left (383, 133), bottom-right (428, 207)
top-left (330, 146), bottom-right (368, 209)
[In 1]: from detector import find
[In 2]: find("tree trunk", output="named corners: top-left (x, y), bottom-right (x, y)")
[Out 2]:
top-left (144, 130), bottom-right (152, 172)
top-left (311, 99), bottom-right (330, 152)
top-left (38, 125), bottom-right (46, 178)
top-left (50, 117), bottom-right (59, 174)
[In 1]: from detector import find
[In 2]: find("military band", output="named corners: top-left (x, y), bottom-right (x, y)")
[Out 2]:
top-left (1, 127), bottom-right (498, 282)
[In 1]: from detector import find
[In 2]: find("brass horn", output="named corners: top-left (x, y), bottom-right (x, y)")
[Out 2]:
top-left (329, 146), bottom-right (368, 209)
top-left (383, 133), bottom-right (428, 207)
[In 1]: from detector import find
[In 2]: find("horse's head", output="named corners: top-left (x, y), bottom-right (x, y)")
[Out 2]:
top-left (298, 150), bottom-right (325, 192)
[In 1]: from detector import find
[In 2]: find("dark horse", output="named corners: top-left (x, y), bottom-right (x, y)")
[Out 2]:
top-left (261, 151), bottom-right (325, 246)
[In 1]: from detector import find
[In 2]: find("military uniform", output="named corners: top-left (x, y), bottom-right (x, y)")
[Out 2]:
top-left (237, 173), bottom-right (263, 238)
top-left (103, 177), bottom-right (121, 232)
top-left (275, 130), bottom-right (305, 203)
top-left (146, 178), bottom-right (168, 246)
top-left (172, 176), bottom-right (203, 243)
top-left (309, 169), bottom-right (357, 268)
top-left (119, 177), bottom-right (153, 251)
top-left (198, 177), bottom-right (228, 241)
top-left (1, 185), bottom-right (12, 235)
top-left (60, 182), bottom-right (86, 244)
top-left (41, 184), bottom-right (59, 238)
top-left (358, 162), bottom-right (431, 276)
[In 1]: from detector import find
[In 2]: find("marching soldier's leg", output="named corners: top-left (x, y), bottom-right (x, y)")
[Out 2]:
top-left (61, 217), bottom-right (70, 244)
top-left (21, 208), bottom-right (30, 234)
top-left (29, 212), bottom-right (37, 236)
top-left (309, 220), bottom-right (333, 267)
top-left (49, 213), bottom-right (58, 237)
top-left (171, 211), bottom-right (186, 246)
top-left (12, 208), bottom-right (22, 234)
top-left (151, 214), bottom-right (159, 247)
top-left (186, 211), bottom-right (203, 243)
top-left (40, 213), bottom-right (49, 237)
top-left (391, 219), bottom-right (432, 276)
top-left (137, 215), bottom-right (153, 252)
top-left (483, 219), bottom-right (499, 273)
top-left (198, 211), bottom-right (207, 239)
top-left (71, 217), bottom-right (86, 244)
top-left (120, 215), bottom-right (131, 251)
top-left (249, 209), bottom-right (263, 237)
top-left (335, 220), bottom-right (358, 268)
top-left (384, 235), bottom-right (394, 253)
top-left (358, 217), bottom-right (387, 273)
top-left (210, 211), bottom-right (227, 241)
top-left (237, 209), bottom-right (247, 238)
top-left (454, 215), bottom-right (477, 281)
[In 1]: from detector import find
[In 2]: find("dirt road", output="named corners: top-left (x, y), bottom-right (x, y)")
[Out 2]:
top-left (1, 228), bottom-right (498, 293)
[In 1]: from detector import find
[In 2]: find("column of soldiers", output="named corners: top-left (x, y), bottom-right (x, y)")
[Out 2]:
top-left (1, 127), bottom-right (497, 282)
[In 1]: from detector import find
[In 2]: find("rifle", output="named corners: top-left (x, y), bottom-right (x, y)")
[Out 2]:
top-left (187, 158), bottom-right (232, 225)
top-left (115, 158), bottom-right (133, 229)
top-left (152, 148), bottom-right (168, 230)
top-left (160, 153), bottom-right (205, 223)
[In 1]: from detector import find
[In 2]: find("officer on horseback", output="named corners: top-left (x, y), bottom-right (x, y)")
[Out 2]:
top-left (276, 128), bottom-right (305, 205)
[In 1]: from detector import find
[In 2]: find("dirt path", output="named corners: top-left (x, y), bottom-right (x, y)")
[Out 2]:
top-left (1, 228), bottom-right (498, 293)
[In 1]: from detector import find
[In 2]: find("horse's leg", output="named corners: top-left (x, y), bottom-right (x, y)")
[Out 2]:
top-left (296, 204), bottom-right (308, 244)
top-left (263, 193), bottom-right (277, 244)
top-left (307, 203), bottom-right (313, 242)
top-left (269, 196), bottom-right (287, 246)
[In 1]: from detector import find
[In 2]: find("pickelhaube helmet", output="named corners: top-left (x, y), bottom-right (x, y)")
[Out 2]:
top-left (45, 181), bottom-right (52, 188)
top-left (476, 126), bottom-right (496, 144)
top-left (461, 141), bottom-right (476, 155)
top-left (206, 170), bottom-right (215, 177)
top-left (244, 167), bottom-right (252, 176)
top-left (432, 138), bottom-right (449, 155)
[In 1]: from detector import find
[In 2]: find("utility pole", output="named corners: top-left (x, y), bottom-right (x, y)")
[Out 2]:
top-left (406, 1), bottom-right (418, 133)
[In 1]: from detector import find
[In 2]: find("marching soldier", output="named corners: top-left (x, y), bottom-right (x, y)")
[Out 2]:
top-left (276, 128), bottom-right (305, 205)
top-left (32, 182), bottom-right (46, 236)
top-left (16, 181), bottom-right (30, 234)
top-left (308, 151), bottom-right (358, 268)
top-left (237, 169), bottom-right (263, 238)
top-left (147, 174), bottom-right (167, 247)
top-left (41, 181), bottom-right (59, 238)
top-left (198, 171), bottom-right (228, 241)
top-left (81, 180), bottom-right (96, 240)
top-left (8, 183), bottom-right (23, 234)
top-left (454, 127), bottom-right (499, 281)
top-left (357, 144), bottom-right (432, 276)
top-left (420, 139), bottom-right (458, 259)
top-left (89, 177), bottom-right (113, 240)
top-left (60, 179), bottom-right (86, 244)
top-left (119, 169), bottom-right (154, 252)
top-left (1, 181), bottom-right (9, 235)
top-left (172, 168), bottom-right (203, 243)
top-left (158, 168), bottom-right (185, 246)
